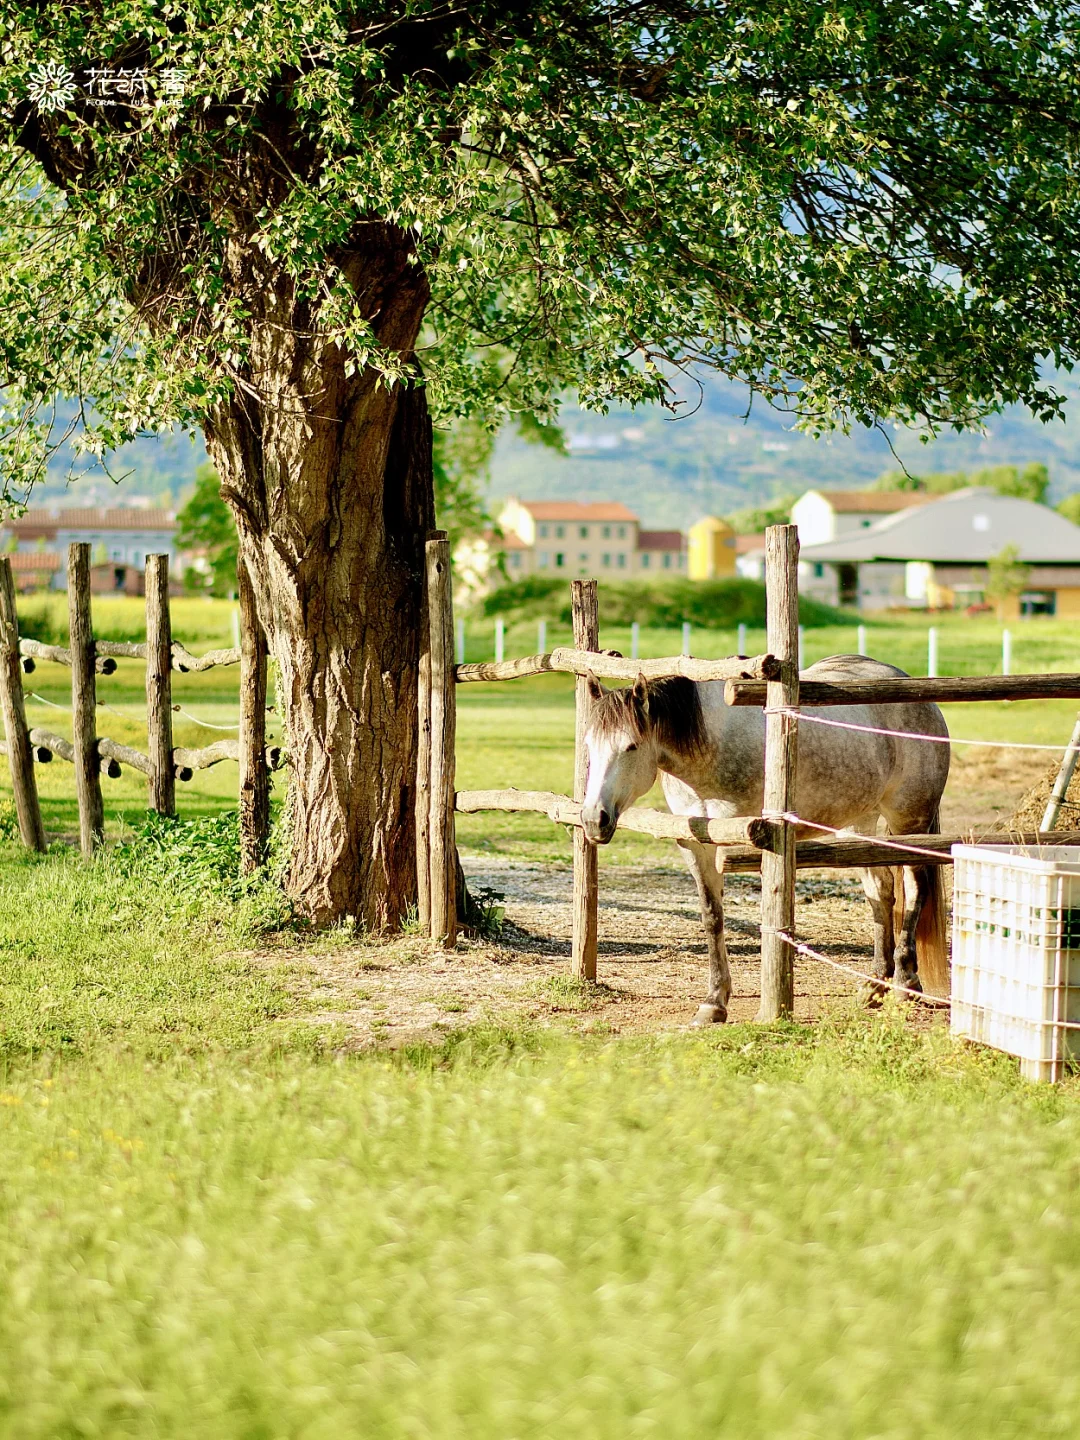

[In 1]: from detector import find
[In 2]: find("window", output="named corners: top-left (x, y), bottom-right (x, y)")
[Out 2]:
top-left (555, 525), bottom-right (565, 538)
top-left (509, 552), bottom-right (522, 568)
top-left (662, 553), bottom-right (672, 569)
top-left (617, 526), bottom-right (625, 538)
top-left (1021, 591), bottom-right (1056, 617)
top-left (862, 519), bottom-right (872, 527)
top-left (110, 546), bottom-right (124, 561)
top-left (812, 563), bottom-right (824, 578)
top-left (602, 525), bottom-right (611, 539)
top-left (538, 524), bottom-right (549, 538)
top-left (555, 552), bottom-right (565, 568)
top-left (579, 552), bottom-right (588, 563)
top-left (579, 525), bottom-right (589, 539)
top-left (616, 553), bottom-right (626, 568)
top-left (601, 553), bottom-right (611, 567)
top-left (538, 552), bottom-right (549, 568)
top-left (641, 552), bottom-right (650, 568)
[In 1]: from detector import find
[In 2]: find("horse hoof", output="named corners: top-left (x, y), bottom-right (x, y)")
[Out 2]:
top-left (895, 974), bottom-right (922, 998)
top-left (691, 1003), bottom-right (727, 1027)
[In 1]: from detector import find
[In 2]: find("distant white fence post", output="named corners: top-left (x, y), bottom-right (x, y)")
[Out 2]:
top-left (631, 620), bottom-right (640, 659)
top-left (455, 618), bottom-right (465, 666)
top-left (798, 624), bottom-right (805, 673)
top-left (495, 617), bottom-right (505, 664)
top-left (928, 626), bottom-right (939, 678)
top-left (857, 624), bottom-right (867, 657)
top-left (737, 621), bottom-right (747, 656)
top-left (231, 607), bottom-right (241, 651)
top-left (538, 618), bottom-right (547, 655)
top-left (681, 621), bottom-right (691, 656)
top-left (1002, 629), bottom-right (1012, 677)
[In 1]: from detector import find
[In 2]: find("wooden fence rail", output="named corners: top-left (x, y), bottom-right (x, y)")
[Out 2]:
top-left (726, 672), bottom-right (1080, 708)
top-left (0, 548), bottom-right (277, 855)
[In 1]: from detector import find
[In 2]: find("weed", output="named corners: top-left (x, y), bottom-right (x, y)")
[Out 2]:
top-left (531, 973), bottom-right (605, 1011)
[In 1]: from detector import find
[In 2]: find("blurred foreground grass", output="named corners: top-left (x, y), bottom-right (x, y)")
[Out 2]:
top-left (2, 980), bottom-right (1080, 1435)
top-left (1, 591), bottom-right (1080, 1432)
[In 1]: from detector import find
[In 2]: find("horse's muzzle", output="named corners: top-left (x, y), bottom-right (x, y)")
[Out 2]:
top-left (581, 806), bottom-right (617, 845)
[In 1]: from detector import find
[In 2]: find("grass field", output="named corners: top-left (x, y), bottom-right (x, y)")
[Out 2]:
top-left (4, 597), bottom-right (1080, 1434)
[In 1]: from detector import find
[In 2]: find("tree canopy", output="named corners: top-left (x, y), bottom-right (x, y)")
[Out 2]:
top-left (0, 2), bottom-right (1078, 500)
top-left (870, 463), bottom-right (1052, 503)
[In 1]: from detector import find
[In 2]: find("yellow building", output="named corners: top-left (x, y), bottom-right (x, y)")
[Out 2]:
top-left (688, 516), bottom-right (737, 580)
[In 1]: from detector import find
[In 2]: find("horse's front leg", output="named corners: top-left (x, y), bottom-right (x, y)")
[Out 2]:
top-left (677, 838), bottom-right (731, 1025)
top-left (860, 865), bottom-right (895, 996)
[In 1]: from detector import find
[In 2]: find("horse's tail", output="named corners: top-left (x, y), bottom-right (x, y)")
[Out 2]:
top-left (915, 807), bottom-right (950, 997)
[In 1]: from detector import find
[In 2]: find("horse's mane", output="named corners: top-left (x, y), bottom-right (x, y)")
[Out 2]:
top-left (589, 676), bottom-right (708, 756)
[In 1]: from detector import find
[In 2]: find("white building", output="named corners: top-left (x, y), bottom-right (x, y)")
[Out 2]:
top-left (0, 506), bottom-right (179, 593)
top-left (791, 489), bottom-right (932, 605)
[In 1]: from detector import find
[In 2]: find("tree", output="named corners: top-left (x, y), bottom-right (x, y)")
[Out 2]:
top-left (1, 4), bottom-right (1079, 924)
top-left (726, 497), bottom-right (797, 535)
top-left (175, 463), bottom-right (239, 597)
top-left (986, 544), bottom-right (1031, 616)
top-left (1059, 493), bottom-right (1080, 528)
top-left (872, 464), bottom-right (1051, 502)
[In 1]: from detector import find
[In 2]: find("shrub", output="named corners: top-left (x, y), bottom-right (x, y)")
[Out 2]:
top-left (479, 576), bottom-right (845, 628)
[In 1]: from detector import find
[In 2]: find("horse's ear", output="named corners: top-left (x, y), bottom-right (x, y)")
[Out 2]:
top-left (632, 673), bottom-right (649, 718)
top-left (585, 669), bottom-right (604, 702)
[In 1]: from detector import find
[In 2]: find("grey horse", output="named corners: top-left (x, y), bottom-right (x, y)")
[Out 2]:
top-left (581, 656), bottom-right (950, 1025)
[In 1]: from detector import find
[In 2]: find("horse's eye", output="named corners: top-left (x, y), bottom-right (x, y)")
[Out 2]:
top-left (625, 743), bottom-right (638, 753)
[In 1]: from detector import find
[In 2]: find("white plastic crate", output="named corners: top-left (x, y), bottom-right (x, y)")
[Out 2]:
top-left (951, 845), bottom-right (1080, 1082)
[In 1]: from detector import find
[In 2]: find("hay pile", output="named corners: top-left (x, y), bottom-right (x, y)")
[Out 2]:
top-left (1005, 760), bottom-right (1080, 832)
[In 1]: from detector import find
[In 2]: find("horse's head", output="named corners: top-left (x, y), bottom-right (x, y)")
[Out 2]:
top-left (581, 672), bottom-right (659, 844)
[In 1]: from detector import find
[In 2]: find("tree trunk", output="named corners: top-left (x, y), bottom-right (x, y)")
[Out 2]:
top-left (204, 240), bottom-right (435, 927)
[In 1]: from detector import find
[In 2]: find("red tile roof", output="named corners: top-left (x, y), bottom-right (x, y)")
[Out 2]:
top-left (520, 501), bottom-right (638, 522)
top-left (5, 507), bottom-right (176, 532)
top-left (476, 529), bottom-right (530, 549)
top-left (6, 550), bottom-right (61, 571)
top-left (638, 529), bottom-right (684, 551)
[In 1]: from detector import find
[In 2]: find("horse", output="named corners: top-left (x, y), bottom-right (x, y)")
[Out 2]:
top-left (581, 656), bottom-right (950, 1025)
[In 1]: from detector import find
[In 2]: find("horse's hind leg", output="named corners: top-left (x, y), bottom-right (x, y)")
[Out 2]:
top-left (893, 865), bottom-right (931, 994)
top-left (861, 866), bottom-right (896, 996)
top-left (677, 838), bottom-right (731, 1026)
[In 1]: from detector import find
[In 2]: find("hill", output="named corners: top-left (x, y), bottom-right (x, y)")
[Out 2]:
top-left (19, 371), bottom-right (1080, 524)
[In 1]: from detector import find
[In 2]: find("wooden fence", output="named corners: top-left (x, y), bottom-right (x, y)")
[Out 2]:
top-left (0, 544), bottom-right (278, 870)
top-left (417, 525), bottom-right (1080, 1018)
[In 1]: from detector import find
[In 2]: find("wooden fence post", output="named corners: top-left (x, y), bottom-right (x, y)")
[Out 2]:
top-left (415, 546), bottom-right (433, 931)
top-left (758, 525), bottom-right (800, 1021)
top-left (145, 554), bottom-right (175, 816)
top-left (238, 560), bottom-right (270, 872)
top-left (68, 543), bottom-right (104, 856)
top-left (0, 558), bottom-right (45, 850)
top-left (427, 532), bottom-right (457, 947)
top-left (571, 579), bottom-right (599, 981)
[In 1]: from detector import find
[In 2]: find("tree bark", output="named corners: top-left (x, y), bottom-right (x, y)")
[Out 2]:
top-left (204, 238), bottom-right (435, 928)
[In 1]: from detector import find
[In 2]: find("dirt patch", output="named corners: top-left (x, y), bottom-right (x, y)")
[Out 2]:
top-left (940, 747), bottom-right (1052, 833)
top-left (277, 859), bottom-right (941, 1050)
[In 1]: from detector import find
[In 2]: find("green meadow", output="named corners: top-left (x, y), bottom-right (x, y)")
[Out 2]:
top-left (1, 596), bottom-right (1079, 1435)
